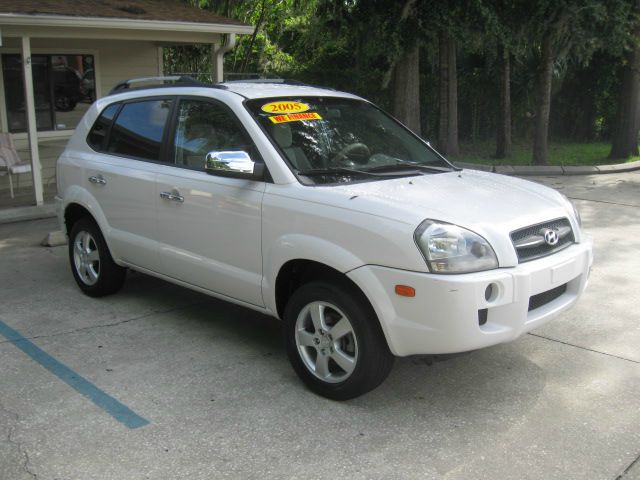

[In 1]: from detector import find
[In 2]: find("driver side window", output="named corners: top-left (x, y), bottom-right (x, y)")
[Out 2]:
top-left (173, 99), bottom-right (256, 170)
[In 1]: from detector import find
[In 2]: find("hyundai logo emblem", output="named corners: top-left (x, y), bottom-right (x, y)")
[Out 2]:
top-left (542, 228), bottom-right (559, 246)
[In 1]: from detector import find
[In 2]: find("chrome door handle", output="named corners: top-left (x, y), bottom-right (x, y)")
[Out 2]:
top-left (88, 174), bottom-right (106, 185)
top-left (160, 191), bottom-right (184, 203)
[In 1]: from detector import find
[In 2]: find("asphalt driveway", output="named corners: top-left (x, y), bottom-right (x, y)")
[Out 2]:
top-left (1, 172), bottom-right (639, 480)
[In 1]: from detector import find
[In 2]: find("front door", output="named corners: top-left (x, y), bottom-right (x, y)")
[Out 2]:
top-left (155, 97), bottom-right (265, 307)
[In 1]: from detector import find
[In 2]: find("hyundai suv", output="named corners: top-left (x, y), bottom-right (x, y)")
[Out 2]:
top-left (56, 77), bottom-right (593, 400)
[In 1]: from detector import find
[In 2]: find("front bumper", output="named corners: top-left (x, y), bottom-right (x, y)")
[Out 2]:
top-left (347, 238), bottom-right (593, 356)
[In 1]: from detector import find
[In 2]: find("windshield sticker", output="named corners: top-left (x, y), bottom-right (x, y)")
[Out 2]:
top-left (261, 101), bottom-right (310, 114)
top-left (268, 112), bottom-right (322, 124)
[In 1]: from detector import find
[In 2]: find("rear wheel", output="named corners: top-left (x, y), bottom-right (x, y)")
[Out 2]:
top-left (68, 218), bottom-right (125, 297)
top-left (284, 281), bottom-right (394, 400)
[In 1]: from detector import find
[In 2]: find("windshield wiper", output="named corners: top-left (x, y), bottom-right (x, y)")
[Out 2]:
top-left (296, 167), bottom-right (414, 177)
top-left (363, 162), bottom-right (458, 173)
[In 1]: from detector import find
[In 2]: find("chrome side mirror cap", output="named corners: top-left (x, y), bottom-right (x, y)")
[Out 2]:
top-left (204, 151), bottom-right (264, 179)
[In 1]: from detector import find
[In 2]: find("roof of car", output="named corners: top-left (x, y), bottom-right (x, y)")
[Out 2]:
top-left (220, 81), bottom-right (359, 100)
top-left (104, 78), bottom-right (361, 102)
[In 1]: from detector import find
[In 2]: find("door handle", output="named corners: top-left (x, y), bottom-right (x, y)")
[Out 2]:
top-left (88, 174), bottom-right (107, 185)
top-left (160, 190), bottom-right (184, 203)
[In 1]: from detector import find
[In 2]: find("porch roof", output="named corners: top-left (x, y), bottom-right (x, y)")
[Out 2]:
top-left (0, 0), bottom-right (254, 36)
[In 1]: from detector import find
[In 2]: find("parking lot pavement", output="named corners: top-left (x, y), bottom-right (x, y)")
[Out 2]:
top-left (0, 172), bottom-right (639, 480)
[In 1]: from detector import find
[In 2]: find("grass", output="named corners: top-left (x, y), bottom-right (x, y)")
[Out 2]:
top-left (448, 140), bottom-right (640, 166)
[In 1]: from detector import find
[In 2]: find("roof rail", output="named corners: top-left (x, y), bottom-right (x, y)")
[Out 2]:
top-left (223, 78), bottom-right (336, 91)
top-left (223, 78), bottom-right (307, 86)
top-left (108, 76), bottom-right (226, 95)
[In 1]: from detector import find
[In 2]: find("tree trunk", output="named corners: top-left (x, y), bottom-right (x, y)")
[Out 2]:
top-left (471, 99), bottom-right (478, 142)
top-left (496, 45), bottom-right (512, 158)
top-left (447, 36), bottom-right (459, 155)
top-left (533, 35), bottom-right (554, 165)
top-left (610, 0), bottom-right (640, 159)
top-left (240, 0), bottom-right (267, 73)
top-left (392, 45), bottom-right (421, 135)
top-left (438, 32), bottom-right (449, 153)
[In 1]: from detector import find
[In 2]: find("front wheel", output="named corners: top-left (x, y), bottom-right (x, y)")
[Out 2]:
top-left (68, 218), bottom-right (126, 297)
top-left (284, 281), bottom-right (394, 400)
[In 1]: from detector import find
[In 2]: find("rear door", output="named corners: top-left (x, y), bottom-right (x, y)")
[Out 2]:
top-left (83, 97), bottom-right (174, 271)
top-left (155, 96), bottom-right (265, 307)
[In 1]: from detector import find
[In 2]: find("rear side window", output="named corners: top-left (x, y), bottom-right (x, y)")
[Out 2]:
top-left (87, 103), bottom-right (119, 151)
top-left (106, 99), bottom-right (173, 161)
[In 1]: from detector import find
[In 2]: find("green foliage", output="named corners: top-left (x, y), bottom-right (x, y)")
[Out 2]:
top-left (452, 140), bottom-right (640, 166)
top-left (165, 0), bottom-right (640, 163)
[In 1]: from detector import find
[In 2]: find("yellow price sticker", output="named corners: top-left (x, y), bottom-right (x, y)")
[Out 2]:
top-left (261, 101), bottom-right (310, 114)
top-left (268, 112), bottom-right (323, 124)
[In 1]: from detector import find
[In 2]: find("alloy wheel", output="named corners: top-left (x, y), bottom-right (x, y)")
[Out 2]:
top-left (73, 230), bottom-right (101, 286)
top-left (294, 301), bottom-right (359, 383)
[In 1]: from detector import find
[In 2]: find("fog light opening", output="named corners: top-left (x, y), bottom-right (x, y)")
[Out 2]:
top-left (485, 283), bottom-right (498, 302)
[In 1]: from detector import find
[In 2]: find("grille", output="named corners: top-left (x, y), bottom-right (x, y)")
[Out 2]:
top-left (528, 283), bottom-right (567, 311)
top-left (511, 218), bottom-right (574, 263)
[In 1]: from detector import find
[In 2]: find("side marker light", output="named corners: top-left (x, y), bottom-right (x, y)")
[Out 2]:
top-left (395, 285), bottom-right (416, 297)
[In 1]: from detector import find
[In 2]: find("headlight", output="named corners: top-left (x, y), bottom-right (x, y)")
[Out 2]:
top-left (414, 220), bottom-right (498, 274)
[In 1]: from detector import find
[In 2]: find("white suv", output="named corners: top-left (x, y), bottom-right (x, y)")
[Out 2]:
top-left (56, 77), bottom-right (593, 400)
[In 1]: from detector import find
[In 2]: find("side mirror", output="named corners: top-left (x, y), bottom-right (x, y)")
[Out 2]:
top-left (205, 151), bottom-right (264, 180)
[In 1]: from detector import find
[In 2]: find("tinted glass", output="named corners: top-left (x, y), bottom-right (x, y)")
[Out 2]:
top-left (107, 99), bottom-right (173, 161)
top-left (173, 99), bottom-right (256, 170)
top-left (87, 103), bottom-right (119, 151)
top-left (1, 54), bottom-right (95, 133)
top-left (246, 97), bottom-right (452, 184)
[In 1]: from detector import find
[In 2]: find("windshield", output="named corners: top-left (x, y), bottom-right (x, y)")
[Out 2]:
top-left (245, 96), bottom-right (455, 185)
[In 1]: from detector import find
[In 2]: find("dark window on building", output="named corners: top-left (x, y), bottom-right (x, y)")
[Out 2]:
top-left (106, 99), bottom-right (173, 161)
top-left (87, 103), bottom-right (120, 151)
top-left (1, 54), bottom-right (95, 133)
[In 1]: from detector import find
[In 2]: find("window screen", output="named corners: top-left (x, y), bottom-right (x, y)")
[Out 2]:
top-left (106, 99), bottom-right (173, 161)
top-left (87, 103), bottom-right (119, 151)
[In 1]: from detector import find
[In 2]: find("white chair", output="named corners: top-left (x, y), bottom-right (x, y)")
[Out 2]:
top-left (0, 133), bottom-right (32, 199)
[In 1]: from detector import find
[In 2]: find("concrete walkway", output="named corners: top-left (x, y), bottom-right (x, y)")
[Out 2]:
top-left (456, 159), bottom-right (640, 176)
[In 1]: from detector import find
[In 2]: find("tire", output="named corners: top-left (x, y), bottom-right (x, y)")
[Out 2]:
top-left (284, 281), bottom-right (394, 400)
top-left (68, 218), bottom-right (126, 297)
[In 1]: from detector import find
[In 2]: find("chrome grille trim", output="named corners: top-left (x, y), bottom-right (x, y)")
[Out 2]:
top-left (510, 218), bottom-right (575, 263)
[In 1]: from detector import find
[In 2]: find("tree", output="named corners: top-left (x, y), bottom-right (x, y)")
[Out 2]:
top-left (438, 32), bottom-right (460, 155)
top-left (381, 0), bottom-right (421, 134)
top-left (496, 45), bottom-right (512, 157)
top-left (477, 0), bottom-right (527, 159)
top-left (610, 0), bottom-right (640, 159)
top-left (526, 0), bottom-right (630, 165)
top-left (172, 0), bottom-right (636, 166)
top-left (392, 44), bottom-right (421, 134)
top-left (532, 30), bottom-right (554, 165)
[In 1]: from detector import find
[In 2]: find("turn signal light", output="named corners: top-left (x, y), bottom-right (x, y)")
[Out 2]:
top-left (395, 285), bottom-right (415, 297)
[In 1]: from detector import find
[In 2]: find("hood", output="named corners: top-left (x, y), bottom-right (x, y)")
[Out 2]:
top-left (332, 169), bottom-right (569, 226)
top-left (300, 169), bottom-right (578, 265)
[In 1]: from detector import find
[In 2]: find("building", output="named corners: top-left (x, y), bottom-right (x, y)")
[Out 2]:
top-left (0, 0), bottom-right (252, 208)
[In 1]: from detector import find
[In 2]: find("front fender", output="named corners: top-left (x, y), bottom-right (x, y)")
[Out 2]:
top-left (262, 234), bottom-right (365, 314)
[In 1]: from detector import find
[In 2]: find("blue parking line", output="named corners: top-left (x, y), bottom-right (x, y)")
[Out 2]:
top-left (0, 319), bottom-right (149, 429)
